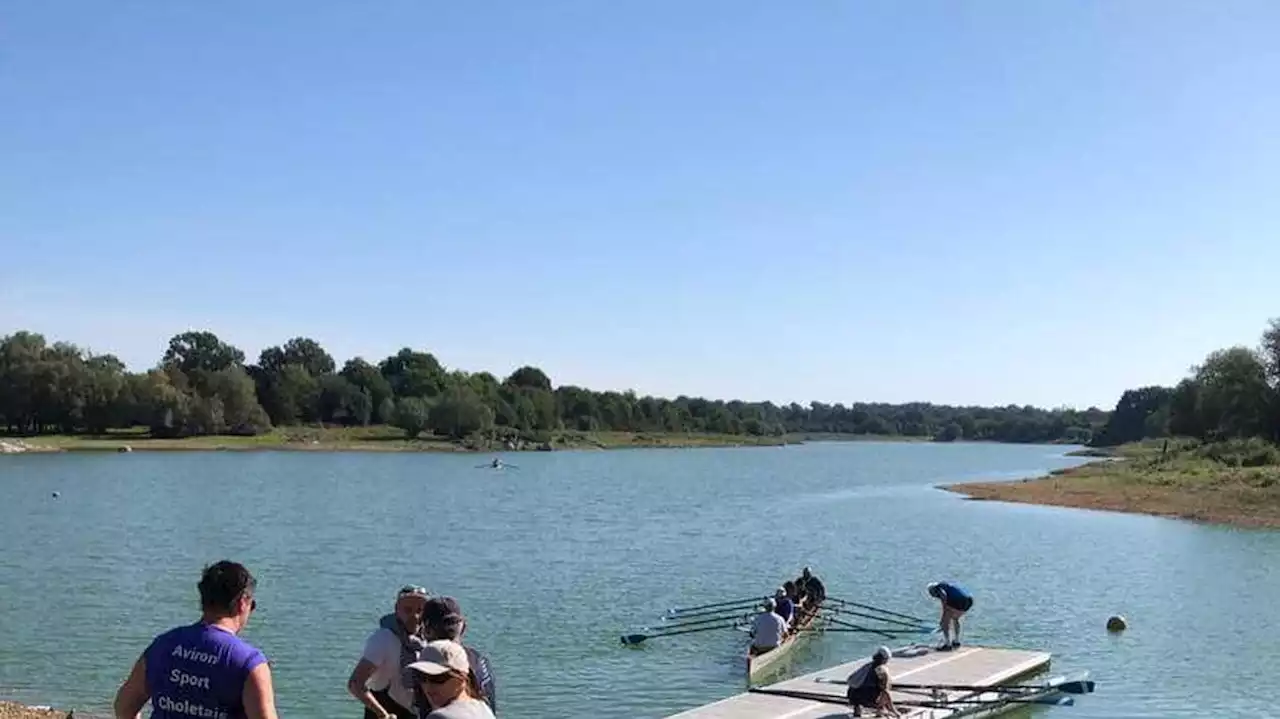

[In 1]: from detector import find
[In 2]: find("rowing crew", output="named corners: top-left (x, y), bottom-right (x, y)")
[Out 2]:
top-left (749, 567), bottom-right (826, 655)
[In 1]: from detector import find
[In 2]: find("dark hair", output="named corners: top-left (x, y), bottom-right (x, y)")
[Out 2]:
top-left (198, 560), bottom-right (257, 614)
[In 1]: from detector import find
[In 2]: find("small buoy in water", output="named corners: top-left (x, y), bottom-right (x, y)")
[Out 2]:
top-left (52, 491), bottom-right (60, 498)
top-left (1106, 615), bottom-right (1127, 632)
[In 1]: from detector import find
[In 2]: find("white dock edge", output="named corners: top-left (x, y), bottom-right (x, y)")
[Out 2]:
top-left (664, 645), bottom-right (1051, 719)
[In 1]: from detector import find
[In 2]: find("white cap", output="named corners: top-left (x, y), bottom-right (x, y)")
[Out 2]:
top-left (406, 639), bottom-right (470, 676)
top-left (775, 587), bottom-right (786, 597)
top-left (873, 646), bottom-right (892, 663)
top-left (926, 582), bottom-right (941, 596)
top-left (763, 598), bottom-right (776, 610)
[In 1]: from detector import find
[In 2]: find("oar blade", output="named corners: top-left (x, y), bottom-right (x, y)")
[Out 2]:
top-left (1058, 679), bottom-right (1095, 695)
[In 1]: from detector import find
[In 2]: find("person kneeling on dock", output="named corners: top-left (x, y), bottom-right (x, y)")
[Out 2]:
top-left (846, 646), bottom-right (900, 717)
top-left (926, 581), bottom-right (973, 650)
top-left (749, 598), bottom-right (788, 655)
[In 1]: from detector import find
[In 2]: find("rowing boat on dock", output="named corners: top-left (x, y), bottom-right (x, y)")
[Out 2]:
top-left (744, 598), bottom-right (823, 683)
top-left (666, 643), bottom-right (1094, 719)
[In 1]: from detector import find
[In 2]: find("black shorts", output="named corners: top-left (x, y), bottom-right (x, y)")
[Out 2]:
top-left (946, 595), bottom-right (973, 612)
top-left (847, 684), bottom-right (879, 707)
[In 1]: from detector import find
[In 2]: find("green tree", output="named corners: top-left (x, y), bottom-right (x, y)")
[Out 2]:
top-left (340, 358), bottom-right (395, 422)
top-left (392, 396), bottom-right (432, 438)
top-left (162, 331), bottom-right (245, 375)
top-left (380, 348), bottom-right (446, 399)
top-left (1194, 346), bottom-right (1270, 439)
top-left (318, 375), bottom-right (371, 426)
top-left (505, 366), bottom-right (552, 392)
top-left (428, 386), bottom-right (495, 439)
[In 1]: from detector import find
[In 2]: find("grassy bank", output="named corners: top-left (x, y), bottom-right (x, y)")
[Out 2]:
top-left (1, 426), bottom-right (795, 453)
top-left (946, 439), bottom-right (1280, 528)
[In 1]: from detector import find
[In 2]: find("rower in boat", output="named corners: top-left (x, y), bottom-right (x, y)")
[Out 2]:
top-left (845, 646), bottom-right (900, 717)
top-left (797, 567), bottom-right (826, 603)
top-left (926, 581), bottom-right (973, 651)
top-left (783, 581), bottom-right (802, 616)
top-left (772, 588), bottom-right (794, 626)
top-left (748, 598), bottom-right (788, 656)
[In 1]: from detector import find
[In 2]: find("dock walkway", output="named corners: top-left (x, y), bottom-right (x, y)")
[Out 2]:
top-left (665, 645), bottom-right (1051, 719)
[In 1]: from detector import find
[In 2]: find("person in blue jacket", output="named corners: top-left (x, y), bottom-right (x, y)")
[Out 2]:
top-left (926, 582), bottom-right (973, 650)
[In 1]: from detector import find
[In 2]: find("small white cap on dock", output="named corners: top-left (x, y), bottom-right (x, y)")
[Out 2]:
top-left (1106, 615), bottom-right (1128, 632)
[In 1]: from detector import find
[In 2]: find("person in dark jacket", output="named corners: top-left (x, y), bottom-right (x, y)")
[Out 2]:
top-left (420, 597), bottom-right (496, 715)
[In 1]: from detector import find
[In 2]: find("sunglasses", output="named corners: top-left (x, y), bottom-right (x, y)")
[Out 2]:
top-left (422, 671), bottom-right (460, 685)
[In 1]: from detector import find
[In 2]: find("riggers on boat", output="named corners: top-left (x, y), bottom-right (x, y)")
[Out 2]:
top-left (666, 643), bottom-right (1095, 719)
top-left (744, 596), bottom-right (823, 683)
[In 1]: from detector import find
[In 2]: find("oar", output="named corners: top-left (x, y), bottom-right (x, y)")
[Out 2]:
top-left (895, 679), bottom-right (1095, 695)
top-left (826, 596), bottom-right (926, 623)
top-left (824, 604), bottom-right (930, 630)
top-left (747, 688), bottom-right (845, 705)
top-left (651, 612), bottom-right (751, 630)
top-left (899, 696), bottom-right (1076, 708)
top-left (802, 626), bottom-right (932, 636)
top-left (822, 616), bottom-right (919, 639)
top-left (667, 596), bottom-right (766, 615)
top-left (621, 622), bottom-right (741, 645)
top-left (666, 601), bottom-right (766, 620)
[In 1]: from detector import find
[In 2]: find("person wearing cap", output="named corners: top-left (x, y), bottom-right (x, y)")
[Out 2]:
top-left (926, 581), bottom-right (973, 651)
top-left (347, 586), bottom-right (431, 719)
top-left (404, 640), bottom-right (496, 719)
top-left (421, 597), bottom-right (496, 714)
top-left (773, 587), bottom-right (795, 626)
top-left (845, 646), bottom-right (900, 717)
top-left (113, 560), bottom-right (278, 719)
top-left (748, 598), bottom-right (788, 655)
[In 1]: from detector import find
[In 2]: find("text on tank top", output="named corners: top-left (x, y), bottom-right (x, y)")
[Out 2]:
top-left (145, 622), bottom-right (267, 719)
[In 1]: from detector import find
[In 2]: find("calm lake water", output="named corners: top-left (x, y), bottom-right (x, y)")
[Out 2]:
top-left (1, 441), bottom-right (1277, 718)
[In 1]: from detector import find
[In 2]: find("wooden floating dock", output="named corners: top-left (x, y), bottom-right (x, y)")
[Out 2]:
top-left (665, 645), bottom-right (1053, 719)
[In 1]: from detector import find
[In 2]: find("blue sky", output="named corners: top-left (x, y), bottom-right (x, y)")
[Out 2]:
top-left (2, 1), bottom-right (1278, 409)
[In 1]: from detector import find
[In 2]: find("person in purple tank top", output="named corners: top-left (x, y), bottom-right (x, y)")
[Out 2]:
top-left (113, 560), bottom-right (279, 719)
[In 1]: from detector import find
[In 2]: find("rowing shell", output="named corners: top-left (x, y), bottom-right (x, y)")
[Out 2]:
top-left (745, 598), bottom-right (823, 683)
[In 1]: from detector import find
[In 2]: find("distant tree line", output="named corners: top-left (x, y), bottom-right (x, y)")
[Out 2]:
top-left (0, 329), bottom-right (1105, 443)
top-left (1093, 317), bottom-right (1280, 447)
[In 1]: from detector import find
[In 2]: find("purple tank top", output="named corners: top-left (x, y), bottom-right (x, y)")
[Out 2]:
top-left (144, 622), bottom-right (267, 719)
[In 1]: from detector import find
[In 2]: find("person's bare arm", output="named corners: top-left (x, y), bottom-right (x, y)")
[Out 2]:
top-left (347, 659), bottom-right (393, 719)
top-left (243, 662), bottom-right (280, 719)
top-left (113, 654), bottom-right (149, 719)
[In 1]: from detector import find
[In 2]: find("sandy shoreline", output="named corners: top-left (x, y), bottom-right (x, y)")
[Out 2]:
top-left (0, 702), bottom-right (71, 719)
top-left (943, 455), bottom-right (1280, 529)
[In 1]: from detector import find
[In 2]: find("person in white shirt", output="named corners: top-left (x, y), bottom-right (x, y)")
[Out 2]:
top-left (749, 598), bottom-right (788, 655)
top-left (405, 640), bottom-right (496, 719)
top-left (347, 586), bottom-right (430, 719)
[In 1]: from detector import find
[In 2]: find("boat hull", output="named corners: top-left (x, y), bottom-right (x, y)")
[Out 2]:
top-left (745, 599), bottom-right (822, 683)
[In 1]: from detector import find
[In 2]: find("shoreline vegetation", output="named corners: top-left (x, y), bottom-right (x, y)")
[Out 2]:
top-left (0, 328), bottom-right (1105, 452)
top-left (946, 439), bottom-right (1280, 529)
top-left (0, 427), bottom-right (933, 454)
top-left (944, 316), bottom-right (1280, 530)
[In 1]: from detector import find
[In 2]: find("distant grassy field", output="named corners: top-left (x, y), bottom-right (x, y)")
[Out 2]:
top-left (2, 426), bottom-right (794, 453)
top-left (946, 438), bottom-right (1280, 528)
